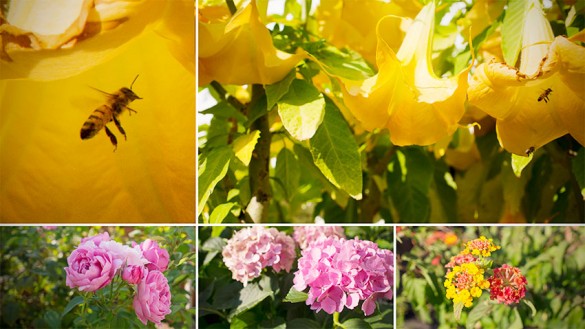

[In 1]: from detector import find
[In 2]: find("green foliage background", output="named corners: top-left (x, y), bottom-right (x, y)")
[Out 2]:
top-left (0, 226), bottom-right (195, 329)
top-left (396, 226), bottom-right (585, 329)
top-left (198, 226), bottom-right (394, 328)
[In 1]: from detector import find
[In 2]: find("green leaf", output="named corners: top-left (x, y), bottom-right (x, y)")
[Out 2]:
top-left (341, 318), bottom-right (373, 329)
top-left (62, 296), bottom-right (84, 317)
top-left (232, 130), bottom-right (261, 166)
top-left (309, 100), bottom-right (363, 199)
top-left (523, 299), bottom-right (537, 317)
top-left (454, 301), bottom-right (465, 321)
top-left (198, 146), bottom-right (233, 218)
top-left (307, 44), bottom-right (374, 80)
top-left (265, 69), bottom-right (296, 111)
top-left (209, 202), bottom-right (237, 224)
top-left (501, 0), bottom-right (528, 66)
top-left (228, 275), bottom-right (276, 321)
top-left (286, 318), bottom-right (321, 329)
top-left (201, 101), bottom-right (247, 123)
top-left (283, 287), bottom-right (308, 303)
top-left (511, 153), bottom-right (533, 177)
top-left (275, 148), bottom-right (300, 199)
top-left (278, 79), bottom-right (325, 141)
top-left (387, 147), bottom-right (433, 221)
top-left (509, 307), bottom-right (523, 329)
top-left (43, 310), bottom-right (60, 329)
top-left (466, 301), bottom-right (493, 329)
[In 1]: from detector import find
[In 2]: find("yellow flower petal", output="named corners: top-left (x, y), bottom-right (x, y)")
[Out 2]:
top-left (0, 16), bottom-right (194, 222)
top-left (315, 0), bottom-right (420, 65)
top-left (1, 0), bottom-right (168, 80)
top-left (341, 2), bottom-right (470, 146)
top-left (198, 1), bottom-right (305, 86)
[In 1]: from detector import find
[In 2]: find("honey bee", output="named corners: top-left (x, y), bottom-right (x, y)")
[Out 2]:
top-left (80, 75), bottom-right (142, 151)
top-left (537, 88), bottom-right (552, 103)
top-left (525, 146), bottom-right (535, 156)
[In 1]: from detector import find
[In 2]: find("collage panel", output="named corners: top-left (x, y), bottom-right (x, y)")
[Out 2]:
top-left (0, 226), bottom-right (195, 328)
top-left (396, 226), bottom-right (585, 329)
top-left (0, 1), bottom-right (195, 223)
top-left (197, 0), bottom-right (585, 224)
top-left (198, 225), bottom-right (394, 328)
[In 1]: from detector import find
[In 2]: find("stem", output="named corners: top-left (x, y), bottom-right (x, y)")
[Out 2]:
top-left (246, 84), bottom-right (271, 223)
top-left (333, 312), bottom-right (344, 328)
top-left (209, 80), bottom-right (245, 111)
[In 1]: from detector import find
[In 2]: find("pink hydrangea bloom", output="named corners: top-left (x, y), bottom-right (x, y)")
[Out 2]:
top-left (293, 236), bottom-right (394, 316)
top-left (222, 227), bottom-right (296, 286)
top-left (488, 264), bottom-right (527, 305)
top-left (133, 270), bottom-right (172, 325)
top-left (64, 241), bottom-right (123, 292)
top-left (138, 239), bottom-right (170, 272)
top-left (293, 226), bottom-right (346, 249)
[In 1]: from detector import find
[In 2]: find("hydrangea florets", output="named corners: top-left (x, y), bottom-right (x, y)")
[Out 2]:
top-left (488, 264), bottom-right (527, 305)
top-left (293, 236), bottom-right (394, 316)
top-left (222, 227), bottom-right (296, 286)
top-left (293, 226), bottom-right (346, 249)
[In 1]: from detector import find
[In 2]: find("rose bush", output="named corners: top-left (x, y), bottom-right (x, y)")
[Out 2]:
top-left (0, 226), bottom-right (195, 328)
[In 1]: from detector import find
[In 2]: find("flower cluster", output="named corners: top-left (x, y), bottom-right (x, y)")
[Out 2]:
top-left (444, 235), bottom-right (527, 320)
top-left (64, 232), bottom-right (171, 326)
top-left (222, 227), bottom-right (296, 286)
top-left (461, 236), bottom-right (501, 257)
top-left (488, 264), bottom-right (527, 305)
top-left (293, 226), bottom-right (346, 249)
top-left (444, 262), bottom-right (489, 307)
top-left (293, 236), bottom-right (394, 316)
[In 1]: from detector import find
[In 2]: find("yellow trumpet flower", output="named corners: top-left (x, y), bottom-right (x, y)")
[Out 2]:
top-left (340, 1), bottom-right (471, 146)
top-left (468, 0), bottom-right (585, 155)
top-left (198, 1), bottom-right (305, 86)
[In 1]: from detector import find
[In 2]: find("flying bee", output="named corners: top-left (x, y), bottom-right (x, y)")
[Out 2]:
top-left (537, 88), bottom-right (552, 103)
top-left (80, 75), bottom-right (142, 151)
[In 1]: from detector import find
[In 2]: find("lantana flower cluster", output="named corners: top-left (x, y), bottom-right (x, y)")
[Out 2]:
top-left (293, 236), bottom-right (394, 316)
top-left (64, 232), bottom-right (172, 326)
top-left (222, 226), bottom-right (296, 286)
top-left (443, 236), bottom-right (527, 319)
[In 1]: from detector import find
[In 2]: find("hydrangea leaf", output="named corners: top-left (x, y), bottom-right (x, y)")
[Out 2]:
top-left (198, 146), bottom-right (233, 218)
top-left (275, 148), bottom-right (300, 199)
top-left (228, 275), bottom-right (276, 321)
top-left (278, 79), bottom-right (326, 141)
top-left (309, 100), bottom-right (362, 200)
top-left (283, 287), bottom-right (308, 303)
top-left (501, 0), bottom-right (528, 66)
top-left (232, 130), bottom-right (261, 166)
top-left (341, 319), bottom-right (373, 329)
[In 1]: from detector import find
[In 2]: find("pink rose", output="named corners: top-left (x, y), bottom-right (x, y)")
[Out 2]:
top-left (139, 239), bottom-right (170, 272)
top-left (133, 270), bottom-right (172, 325)
top-left (122, 265), bottom-right (146, 285)
top-left (64, 242), bottom-right (122, 292)
top-left (81, 232), bottom-right (111, 246)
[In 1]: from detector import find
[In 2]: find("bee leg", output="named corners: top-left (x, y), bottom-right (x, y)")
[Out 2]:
top-left (127, 107), bottom-right (137, 116)
top-left (112, 116), bottom-right (127, 141)
top-left (104, 126), bottom-right (118, 151)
